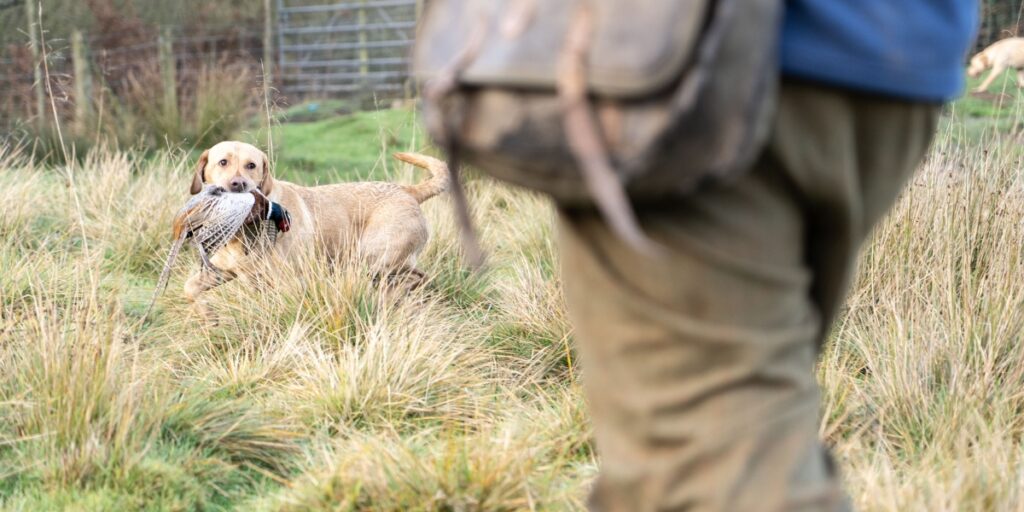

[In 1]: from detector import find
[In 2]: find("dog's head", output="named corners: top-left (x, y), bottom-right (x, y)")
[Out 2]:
top-left (191, 141), bottom-right (274, 196)
top-left (967, 52), bottom-right (990, 78)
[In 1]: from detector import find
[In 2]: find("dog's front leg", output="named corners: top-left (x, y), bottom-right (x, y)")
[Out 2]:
top-left (976, 63), bottom-right (1007, 92)
top-left (184, 268), bottom-right (236, 325)
top-left (1015, 69), bottom-right (1024, 88)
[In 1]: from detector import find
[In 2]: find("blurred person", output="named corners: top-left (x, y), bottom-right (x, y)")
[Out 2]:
top-left (415, 1), bottom-right (978, 510)
top-left (558, 2), bottom-right (977, 510)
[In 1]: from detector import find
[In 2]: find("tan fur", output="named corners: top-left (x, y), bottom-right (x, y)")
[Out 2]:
top-left (968, 37), bottom-right (1024, 93)
top-left (183, 141), bottom-right (448, 320)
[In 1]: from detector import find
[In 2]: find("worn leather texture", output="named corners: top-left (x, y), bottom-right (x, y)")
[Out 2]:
top-left (415, 0), bottom-right (708, 97)
top-left (414, 0), bottom-right (783, 204)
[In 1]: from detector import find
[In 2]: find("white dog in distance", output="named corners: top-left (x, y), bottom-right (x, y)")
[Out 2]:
top-left (968, 37), bottom-right (1024, 93)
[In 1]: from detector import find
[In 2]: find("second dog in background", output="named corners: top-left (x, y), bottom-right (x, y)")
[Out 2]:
top-left (968, 37), bottom-right (1024, 93)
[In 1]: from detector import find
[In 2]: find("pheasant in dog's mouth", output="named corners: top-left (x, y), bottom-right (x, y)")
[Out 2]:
top-left (170, 185), bottom-right (292, 271)
top-left (141, 186), bottom-right (292, 322)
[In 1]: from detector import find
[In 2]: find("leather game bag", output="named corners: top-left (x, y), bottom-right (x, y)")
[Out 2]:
top-left (413, 0), bottom-right (782, 258)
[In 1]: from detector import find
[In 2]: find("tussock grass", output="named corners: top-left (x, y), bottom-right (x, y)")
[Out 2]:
top-left (820, 127), bottom-right (1024, 510)
top-left (1, 117), bottom-right (1023, 510)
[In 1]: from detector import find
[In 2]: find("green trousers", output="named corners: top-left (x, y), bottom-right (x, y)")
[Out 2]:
top-left (558, 81), bottom-right (939, 512)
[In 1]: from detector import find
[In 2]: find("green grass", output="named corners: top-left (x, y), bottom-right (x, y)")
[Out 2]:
top-left (248, 106), bottom-right (428, 185)
top-left (956, 73), bottom-right (1024, 117)
top-left (946, 73), bottom-right (1024, 143)
top-left (277, 100), bottom-right (357, 124)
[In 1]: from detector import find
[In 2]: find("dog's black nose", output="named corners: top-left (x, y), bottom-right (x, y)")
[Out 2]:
top-left (229, 177), bottom-right (246, 193)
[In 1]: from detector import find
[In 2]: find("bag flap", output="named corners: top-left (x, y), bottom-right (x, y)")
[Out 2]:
top-left (413, 0), bottom-right (710, 98)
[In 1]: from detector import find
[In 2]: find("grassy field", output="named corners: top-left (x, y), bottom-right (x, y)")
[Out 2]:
top-left (949, 74), bottom-right (1024, 140)
top-left (270, 107), bottom-right (425, 183)
top-left (217, 101), bottom-right (426, 186)
top-left (2, 84), bottom-right (1024, 510)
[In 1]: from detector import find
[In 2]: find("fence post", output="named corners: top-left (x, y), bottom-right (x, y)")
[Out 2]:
top-left (262, 0), bottom-right (275, 160)
top-left (263, 0), bottom-right (274, 83)
top-left (158, 27), bottom-right (177, 119)
top-left (276, 0), bottom-right (286, 81)
top-left (358, 0), bottom-right (369, 85)
top-left (406, 0), bottom-right (424, 101)
top-left (71, 29), bottom-right (93, 136)
top-left (25, 0), bottom-right (45, 125)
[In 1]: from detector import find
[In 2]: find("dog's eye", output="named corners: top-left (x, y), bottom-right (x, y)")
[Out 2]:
top-left (245, 162), bottom-right (256, 170)
top-left (218, 159), bottom-right (228, 166)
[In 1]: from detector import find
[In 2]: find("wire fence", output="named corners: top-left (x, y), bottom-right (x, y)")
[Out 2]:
top-left (0, 26), bottom-right (267, 130)
top-left (0, 0), bottom-right (419, 131)
top-left (276, 0), bottom-right (417, 97)
top-left (1, 1), bottom-right (1018, 132)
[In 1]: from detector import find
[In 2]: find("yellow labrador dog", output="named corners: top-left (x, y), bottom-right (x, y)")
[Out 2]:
top-left (968, 37), bottom-right (1024, 93)
top-left (183, 141), bottom-right (448, 318)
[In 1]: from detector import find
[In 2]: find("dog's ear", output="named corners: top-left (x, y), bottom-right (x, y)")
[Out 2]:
top-left (980, 52), bottom-right (991, 67)
top-left (258, 150), bottom-right (274, 195)
top-left (190, 150), bottom-right (210, 195)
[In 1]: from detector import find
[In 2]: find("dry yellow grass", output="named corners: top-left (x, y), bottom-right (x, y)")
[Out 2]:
top-left (820, 123), bottom-right (1024, 510)
top-left (1, 117), bottom-right (1022, 510)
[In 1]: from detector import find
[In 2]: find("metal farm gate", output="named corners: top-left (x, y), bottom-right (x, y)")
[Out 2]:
top-left (276, 0), bottom-right (419, 101)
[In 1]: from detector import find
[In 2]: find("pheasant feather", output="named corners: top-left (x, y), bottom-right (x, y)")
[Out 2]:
top-left (142, 185), bottom-right (257, 322)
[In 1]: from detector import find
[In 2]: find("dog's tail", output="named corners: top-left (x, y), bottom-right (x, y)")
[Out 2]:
top-left (394, 152), bottom-right (450, 203)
